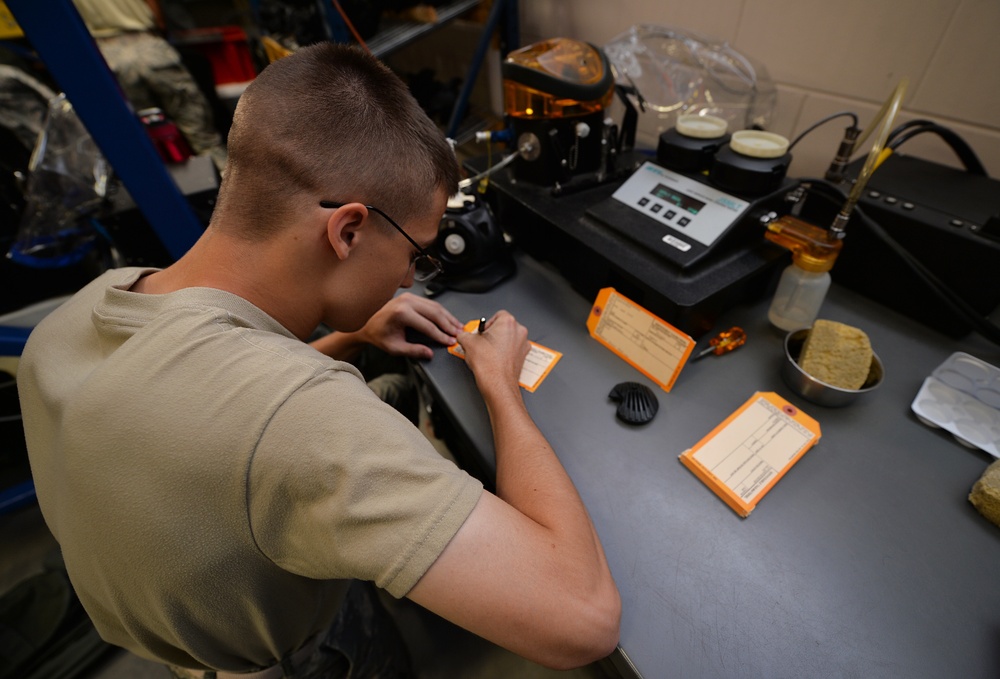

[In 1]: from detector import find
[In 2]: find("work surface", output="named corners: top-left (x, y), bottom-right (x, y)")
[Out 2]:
top-left (412, 251), bottom-right (1000, 679)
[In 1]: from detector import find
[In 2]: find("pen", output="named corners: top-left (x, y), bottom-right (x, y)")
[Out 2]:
top-left (478, 317), bottom-right (486, 334)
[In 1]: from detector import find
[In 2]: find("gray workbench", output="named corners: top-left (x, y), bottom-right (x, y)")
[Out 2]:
top-left (412, 251), bottom-right (1000, 679)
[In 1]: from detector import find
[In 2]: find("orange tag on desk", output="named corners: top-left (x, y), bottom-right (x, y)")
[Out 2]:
top-left (679, 392), bottom-right (821, 518)
top-left (448, 319), bottom-right (562, 393)
top-left (586, 287), bottom-right (694, 392)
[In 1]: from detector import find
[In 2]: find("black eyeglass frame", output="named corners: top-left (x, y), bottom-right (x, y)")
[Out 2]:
top-left (319, 200), bottom-right (443, 282)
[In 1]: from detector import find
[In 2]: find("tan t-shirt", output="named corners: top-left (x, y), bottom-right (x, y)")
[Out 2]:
top-left (18, 268), bottom-right (482, 671)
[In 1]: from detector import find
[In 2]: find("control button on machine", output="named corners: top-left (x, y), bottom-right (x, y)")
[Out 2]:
top-left (950, 219), bottom-right (964, 227)
top-left (665, 210), bottom-right (677, 220)
top-left (638, 197), bottom-right (649, 207)
top-left (884, 196), bottom-right (898, 205)
top-left (902, 202), bottom-right (915, 210)
top-left (677, 217), bottom-right (691, 227)
top-left (650, 203), bottom-right (663, 213)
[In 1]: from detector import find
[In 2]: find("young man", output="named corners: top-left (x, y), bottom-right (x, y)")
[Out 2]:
top-left (18, 43), bottom-right (620, 677)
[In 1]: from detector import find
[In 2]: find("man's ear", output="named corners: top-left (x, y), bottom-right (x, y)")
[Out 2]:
top-left (325, 203), bottom-right (368, 261)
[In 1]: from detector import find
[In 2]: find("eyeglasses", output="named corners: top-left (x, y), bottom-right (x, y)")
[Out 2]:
top-left (319, 200), bottom-right (443, 282)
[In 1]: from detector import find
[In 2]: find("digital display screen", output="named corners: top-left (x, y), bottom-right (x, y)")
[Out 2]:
top-left (651, 183), bottom-right (705, 215)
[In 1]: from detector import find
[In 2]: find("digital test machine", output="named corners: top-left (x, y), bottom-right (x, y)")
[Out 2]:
top-left (476, 144), bottom-right (797, 337)
top-left (590, 160), bottom-right (760, 270)
top-left (588, 113), bottom-right (797, 270)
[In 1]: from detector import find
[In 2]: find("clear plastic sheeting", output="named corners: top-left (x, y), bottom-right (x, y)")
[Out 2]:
top-left (605, 25), bottom-right (777, 147)
top-left (9, 93), bottom-right (110, 268)
top-left (0, 65), bottom-right (57, 153)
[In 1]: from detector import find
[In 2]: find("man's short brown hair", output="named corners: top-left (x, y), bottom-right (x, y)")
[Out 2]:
top-left (214, 43), bottom-right (459, 239)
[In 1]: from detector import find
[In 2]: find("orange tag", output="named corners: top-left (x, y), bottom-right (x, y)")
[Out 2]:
top-left (586, 288), bottom-right (694, 392)
top-left (679, 392), bottom-right (821, 518)
top-left (449, 319), bottom-right (562, 393)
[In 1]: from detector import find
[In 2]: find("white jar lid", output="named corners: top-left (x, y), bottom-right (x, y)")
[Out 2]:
top-left (676, 114), bottom-right (728, 139)
top-left (730, 130), bottom-right (790, 158)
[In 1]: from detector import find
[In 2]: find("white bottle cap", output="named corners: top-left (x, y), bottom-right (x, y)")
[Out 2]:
top-left (730, 130), bottom-right (790, 158)
top-left (675, 114), bottom-right (728, 139)
top-left (446, 192), bottom-right (476, 210)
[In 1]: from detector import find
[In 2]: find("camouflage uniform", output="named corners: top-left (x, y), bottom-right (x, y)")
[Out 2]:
top-left (72, 0), bottom-right (227, 171)
top-left (165, 581), bottom-right (413, 678)
top-left (93, 30), bottom-right (228, 171)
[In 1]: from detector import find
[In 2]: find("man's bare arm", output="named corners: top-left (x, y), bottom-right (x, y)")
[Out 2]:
top-left (406, 312), bottom-right (621, 669)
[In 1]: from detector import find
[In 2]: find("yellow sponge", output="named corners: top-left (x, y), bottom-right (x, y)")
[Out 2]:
top-left (799, 320), bottom-right (873, 390)
top-left (969, 460), bottom-right (1000, 529)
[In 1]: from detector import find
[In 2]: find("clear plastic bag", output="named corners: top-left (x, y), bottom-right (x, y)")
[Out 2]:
top-left (604, 25), bottom-right (777, 147)
top-left (9, 93), bottom-right (110, 268)
top-left (0, 64), bottom-right (57, 153)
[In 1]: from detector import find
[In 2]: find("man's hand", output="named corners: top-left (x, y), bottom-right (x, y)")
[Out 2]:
top-left (455, 311), bottom-right (529, 393)
top-left (311, 293), bottom-right (463, 361)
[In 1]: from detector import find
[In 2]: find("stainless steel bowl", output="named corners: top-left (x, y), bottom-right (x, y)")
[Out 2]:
top-left (782, 328), bottom-right (884, 407)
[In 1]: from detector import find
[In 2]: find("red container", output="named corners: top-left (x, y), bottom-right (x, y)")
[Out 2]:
top-left (139, 108), bottom-right (192, 164)
top-left (174, 26), bottom-right (256, 85)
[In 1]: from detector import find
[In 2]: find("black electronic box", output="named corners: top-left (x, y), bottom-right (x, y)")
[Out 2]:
top-left (830, 153), bottom-right (1000, 338)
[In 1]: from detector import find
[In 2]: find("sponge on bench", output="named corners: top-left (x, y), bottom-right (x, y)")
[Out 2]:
top-left (799, 320), bottom-right (873, 390)
top-left (970, 460), bottom-right (1000, 529)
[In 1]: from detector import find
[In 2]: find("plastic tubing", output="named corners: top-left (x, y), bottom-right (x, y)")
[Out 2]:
top-left (457, 152), bottom-right (519, 189)
top-left (830, 78), bottom-right (907, 234)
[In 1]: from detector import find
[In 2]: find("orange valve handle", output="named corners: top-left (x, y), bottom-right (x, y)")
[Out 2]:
top-left (694, 327), bottom-right (747, 359)
top-left (765, 215), bottom-right (843, 273)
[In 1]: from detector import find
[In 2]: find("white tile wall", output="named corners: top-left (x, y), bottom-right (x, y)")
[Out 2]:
top-left (520, 0), bottom-right (744, 46)
top-left (735, 0), bottom-right (956, 102)
top-left (909, 0), bottom-right (1000, 128)
top-left (518, 0), bottom-right (1000, 179)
